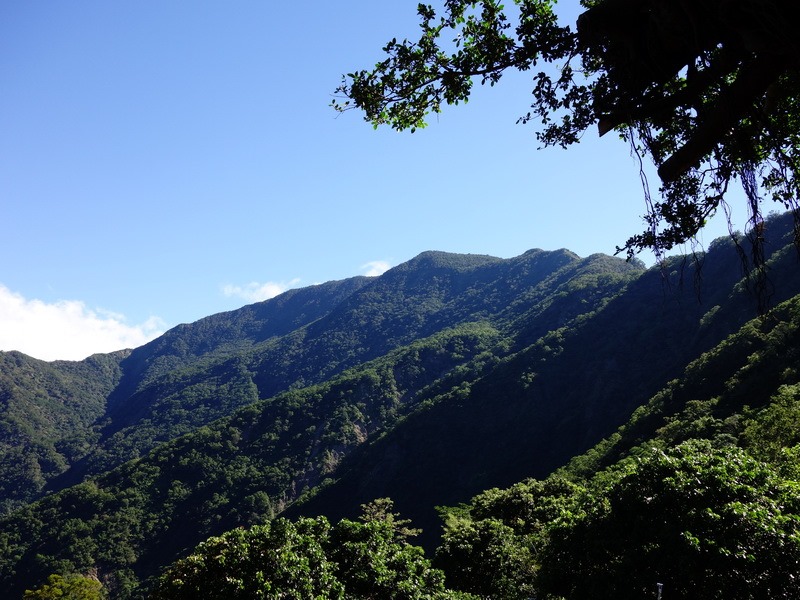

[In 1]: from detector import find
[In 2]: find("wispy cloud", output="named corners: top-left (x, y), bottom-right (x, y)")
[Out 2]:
top-left (221, 278), bottom-right (301, 303)
top-left (360, 260), bottom-right (392, 277)
top-left (0, 285), bottom-right (165, 362)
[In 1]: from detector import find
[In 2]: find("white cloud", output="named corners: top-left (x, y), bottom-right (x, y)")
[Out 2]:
top-left (0, 285), bottom-right (165, 362)
top-left (360, 260), bottom-right (392, 277)
top-left (221, 278), bottom-right (301, 303)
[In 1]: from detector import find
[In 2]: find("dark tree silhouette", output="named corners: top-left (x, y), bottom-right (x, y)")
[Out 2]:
top-left (334, 0), bottom-right (800, 259)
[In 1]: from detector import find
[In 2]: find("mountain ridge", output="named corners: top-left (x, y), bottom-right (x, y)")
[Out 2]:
top-left (3, 213), bottom-right (800, 597)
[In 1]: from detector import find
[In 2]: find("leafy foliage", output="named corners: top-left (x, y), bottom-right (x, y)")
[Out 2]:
top-left (741, 384), bottom-right (800, 462)
top-left (152, 501), bottom-right (469, 599)
top-left (434, 442), bottom-right (800, 600)
top-left (540, 441), bottom-right (800, 600)
top-left (334, 0), bottom-right (800, 257)
top-left (435, 477), bottom-right (582, 598)
top-left (23, 573), bottom-right (105, 600)
top-left (150, 518), bottom-right (343, 600)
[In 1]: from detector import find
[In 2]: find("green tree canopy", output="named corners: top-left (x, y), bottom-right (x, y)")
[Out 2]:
top-left (434, 477), bottom-right (583, 599)
top-left (538, 441), bottom-right (800, 600)
top-left (149, 517), bottom-right (343, 600)
top-left (151, 500), bottom-right (471, 599)
top-left (23, 573), bottom-right (105, 600)
top-left (333, 0), bottom-right (800, 258)
top-left (432, 441), bottom-right (800, 599)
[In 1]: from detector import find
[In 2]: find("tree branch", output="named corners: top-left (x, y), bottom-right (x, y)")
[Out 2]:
top-left (658, 54), bottom-right (788, 182)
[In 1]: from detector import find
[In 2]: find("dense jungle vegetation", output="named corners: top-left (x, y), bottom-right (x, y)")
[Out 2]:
top-left (12, 0), bottom-right (800, 595)
top-left (2, 211), bottom-right (800, 598)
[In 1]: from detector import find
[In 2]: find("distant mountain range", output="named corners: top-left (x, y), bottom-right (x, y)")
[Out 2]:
top-left (2, 211), bottom-right (800, 598)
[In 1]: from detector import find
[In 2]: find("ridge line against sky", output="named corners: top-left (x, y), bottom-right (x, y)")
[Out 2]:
top-left (2, 1), bottom-right (750, 361)
top-left (0, 260), bottom-right (393, 362)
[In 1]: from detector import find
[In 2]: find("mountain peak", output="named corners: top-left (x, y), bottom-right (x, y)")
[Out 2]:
top-left (395, 250), bottom-right (503, 273)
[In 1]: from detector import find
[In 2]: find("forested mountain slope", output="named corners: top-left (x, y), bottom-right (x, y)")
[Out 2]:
top-left (5, 247), bottom-right (630, 508)
top-left (144, 288), bottom-right (800, 600)
top-left (426, 290), bottom-right (800, 599)
top-left (3, 211), bottom-right (800, 598)
top-left (0, 351), bottom-right (127, 512)
top-left (0, 276), bottom-right (373, 513)
top-left (292, 217), bottom-right (800, 542)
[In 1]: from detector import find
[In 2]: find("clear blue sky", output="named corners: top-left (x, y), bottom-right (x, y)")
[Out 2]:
top-left (1, 1), bottom-right (749, 360)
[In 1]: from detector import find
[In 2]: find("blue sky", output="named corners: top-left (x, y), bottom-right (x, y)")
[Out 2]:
top-left (1, 1), bottom-right (749, 361)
